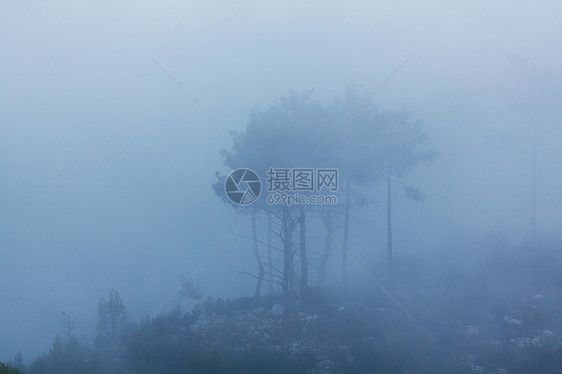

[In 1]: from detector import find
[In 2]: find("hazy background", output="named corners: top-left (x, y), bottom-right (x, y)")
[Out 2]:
top-left (1, 0), bottom-right (561, 362)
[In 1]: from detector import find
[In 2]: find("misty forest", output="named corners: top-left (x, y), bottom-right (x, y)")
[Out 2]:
top-left (2, 2), bottom-right (562, 374)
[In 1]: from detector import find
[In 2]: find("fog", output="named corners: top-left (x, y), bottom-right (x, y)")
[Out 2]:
top-left (1, 1), bottom-right (561, 371)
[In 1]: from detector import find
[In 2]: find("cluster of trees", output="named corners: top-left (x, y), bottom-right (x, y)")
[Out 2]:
top-left (14, 290), bottom-right (128, 374)
top-left (214, 86), bottom-right (436, 304)
top-left (13, 292), bottom-right (319, 373)
top-left (0, 361), bottom-right (22, 374)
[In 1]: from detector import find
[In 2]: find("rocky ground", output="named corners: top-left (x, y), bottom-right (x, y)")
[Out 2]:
top-left (173, 284), bottom-right (562, 374)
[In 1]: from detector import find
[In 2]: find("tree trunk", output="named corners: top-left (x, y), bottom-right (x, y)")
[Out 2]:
top-left (319, 208), bottom-right (333, 286)
top-left (281, 206), bottom-right (292, 323)
top-left (282, 207), bottom-right (290, 296)
top-left (299, 205), bottom-right (308, 293)
top-left (342, 178), bottom-right (351, 287)
top-left (288, 211), bottom-right (295, 290)
top-left (386, 172), bottom-right (393, 279)
top-left (267, 212), bottom-right (273, 294)
top-left (252, 207), bottom-right (264, 297)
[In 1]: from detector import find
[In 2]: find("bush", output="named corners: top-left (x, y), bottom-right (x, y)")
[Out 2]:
top-left (0, 361), bottom-right (22, 374)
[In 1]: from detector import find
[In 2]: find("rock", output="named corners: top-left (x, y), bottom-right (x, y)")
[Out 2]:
top-left (513, 337), bottom-right (530, 348)
top-left (315, 357), bottom-right (333, 372)
top-left (272, 303), bottom-right (284, 317)
top-left (254, 307), bottom-right (268, 315)
top-left (465, 325), bottom-right (480, 336)
top-left (542, 330), bottom-right (555, 338)
top-left (189, 318), bottom-right (208, 333)
top-left (541, 330), bottom-right (556, 347)
top-left (504, 316), bottom-right (522, 326)
top-left (306, 314), bottom-right (318, 322)
top-left (471, 363), bottom-right (484, 373)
